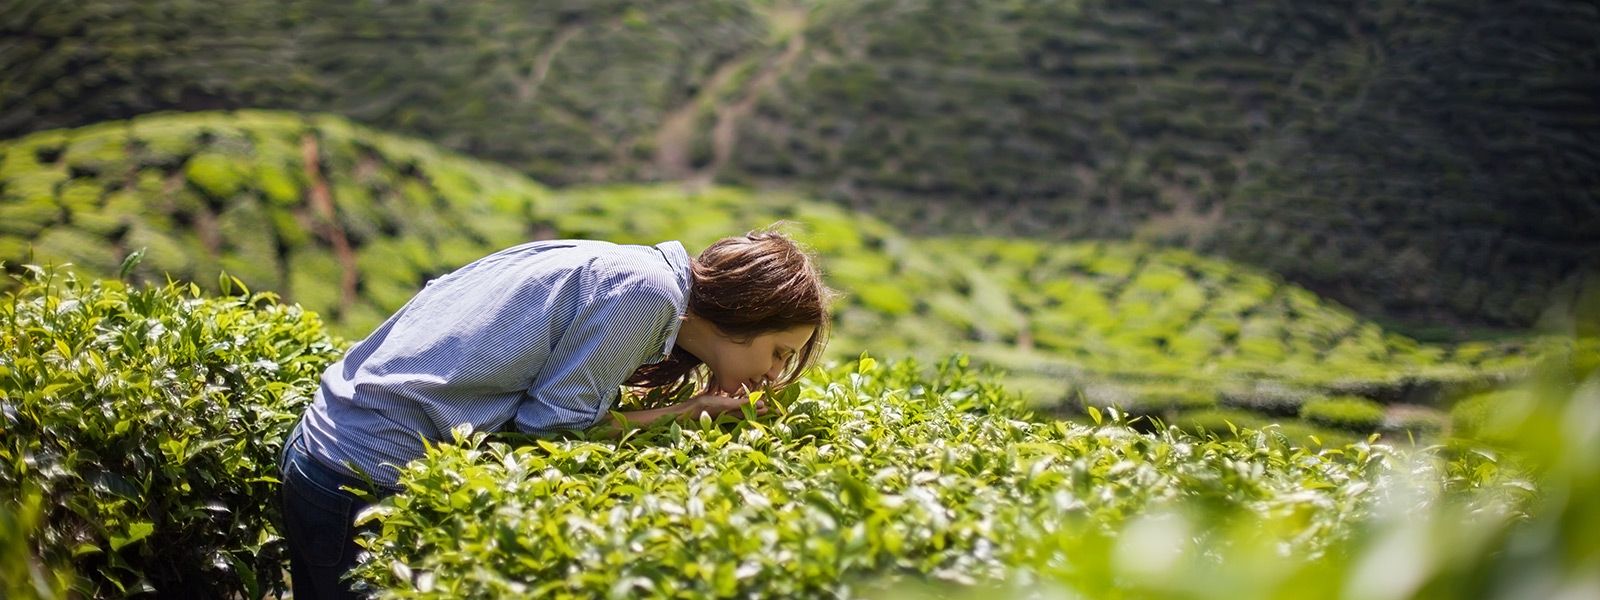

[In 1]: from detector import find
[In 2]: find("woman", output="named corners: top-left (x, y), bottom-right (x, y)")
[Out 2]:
top-left (278, 226), bottom-right (833, 597)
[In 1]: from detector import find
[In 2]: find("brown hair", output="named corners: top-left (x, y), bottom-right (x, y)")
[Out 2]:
top-left (624, 224), bottom-right (835, 397)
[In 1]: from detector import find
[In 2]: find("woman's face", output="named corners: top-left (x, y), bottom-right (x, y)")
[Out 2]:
top-left (702, 324), bottom-right (816, 396)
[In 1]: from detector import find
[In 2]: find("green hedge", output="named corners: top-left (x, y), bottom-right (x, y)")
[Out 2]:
top-left (1381, 406), bottom-right (1450, 438)
top-left (1449, 389), bottom-right (1531, 445)
top-left (1299, 396), bottom-right (1387, 432)
top-left (1218, 380), bottom-right (1314, 417)
top-left (0, 264), bottom-right (342, 597)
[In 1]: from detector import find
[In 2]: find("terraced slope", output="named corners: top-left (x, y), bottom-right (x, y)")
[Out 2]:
top-left (6, 0), bottom-right (1597, 330)
top-left (2, 111), bottom-right (1585, 440)
top-left (0, 111), bottom-right (552, 331)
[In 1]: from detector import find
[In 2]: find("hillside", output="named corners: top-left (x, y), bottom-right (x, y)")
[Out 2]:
top-left (3, 0), bottom-right (1596, 329)
top-left (1, 110), bottom-right (1587, 441)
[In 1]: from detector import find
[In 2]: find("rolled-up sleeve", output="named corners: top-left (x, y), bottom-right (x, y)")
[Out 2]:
top-left (514, 285), bottom-right (679, 432)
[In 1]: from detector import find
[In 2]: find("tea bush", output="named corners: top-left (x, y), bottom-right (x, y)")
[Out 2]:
top-left (347, 356), bottom-right (1526, 598)
top-left (1299, 396), bottom-right (1387, 432)
top-left (1170, 408), bottom-right (1269, 437)
top-left (1380, 405), bottom-right (1450, 438)
top-left (0, 264), bottom-right (342, 597)
top-left (1217, 380), bottom-right (1314, 417)
top-left (1449, 389), bottom-right (1529, 444)
top-left (1076, 382), bottom-right (1216, 419)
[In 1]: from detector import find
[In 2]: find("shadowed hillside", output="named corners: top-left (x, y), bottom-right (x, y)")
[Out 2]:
top-left (3, 0), bottom-right (1595, 331)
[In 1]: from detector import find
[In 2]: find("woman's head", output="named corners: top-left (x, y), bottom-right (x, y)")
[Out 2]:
top-left (626, 224), bottom-right (834, 396)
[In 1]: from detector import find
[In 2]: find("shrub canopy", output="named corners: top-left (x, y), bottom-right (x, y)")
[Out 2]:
top-left (0, 264), bottom-right (341, 597)
top-left (347, 356), bottom-right (1546, 599)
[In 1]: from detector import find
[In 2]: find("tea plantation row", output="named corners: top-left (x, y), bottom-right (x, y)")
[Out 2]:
top-left (2, 111), bottom-right (1587, 441)
top-left (3, 264), bottom-right (1595, 598)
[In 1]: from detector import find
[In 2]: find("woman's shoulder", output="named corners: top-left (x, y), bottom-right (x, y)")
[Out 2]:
top-left (583, 241), bottom-right (689, 299)
top-left (463, 238), bottom-right (688, 300)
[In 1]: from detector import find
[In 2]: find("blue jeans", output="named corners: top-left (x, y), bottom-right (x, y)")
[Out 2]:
top-left (278, 420), bottom-right (395, 599)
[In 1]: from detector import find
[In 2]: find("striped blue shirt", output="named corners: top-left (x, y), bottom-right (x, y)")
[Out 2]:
top-left (300, 240), bottom-right (693, 485)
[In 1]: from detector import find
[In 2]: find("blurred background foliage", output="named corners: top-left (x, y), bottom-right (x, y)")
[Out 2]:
top-left (2, 0), bottom-right (1596, 334)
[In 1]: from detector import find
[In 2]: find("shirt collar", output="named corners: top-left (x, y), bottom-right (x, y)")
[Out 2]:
top-left (653, 241), bottom-right (693, 359)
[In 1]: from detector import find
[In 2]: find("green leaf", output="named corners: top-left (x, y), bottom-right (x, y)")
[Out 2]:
top-left (72, 542), bottom-right (102, 557)
top-left (119, 248), bottom-right (146, 280)
top-left (110, 521), bottom-right (154, 551)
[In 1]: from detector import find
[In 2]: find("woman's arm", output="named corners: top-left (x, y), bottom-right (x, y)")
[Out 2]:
top-left (595, 393), bottom-right (769, 435)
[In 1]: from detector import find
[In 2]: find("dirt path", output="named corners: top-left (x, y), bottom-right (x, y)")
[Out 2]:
top-left (655, 5), bottom-right (810, 183)
top-left (653, 55), bottom-right (754, 179)
top-left (697, 28), bottom-right (808, 186)
top-left (516, 23), bottom-right (583, 103)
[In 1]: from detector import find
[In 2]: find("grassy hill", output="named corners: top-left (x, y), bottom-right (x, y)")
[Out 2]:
top-left (2, 110), bottom-right (1589, 442)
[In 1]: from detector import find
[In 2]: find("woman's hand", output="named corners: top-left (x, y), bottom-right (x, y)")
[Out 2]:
top-left (688, 391), bottom-right (770, 419)
top-left (595, 389), bottom-right (770, 439)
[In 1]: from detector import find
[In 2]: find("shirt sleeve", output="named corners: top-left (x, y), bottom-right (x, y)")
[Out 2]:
top-left (514, 285), bottom-right (679, 432)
